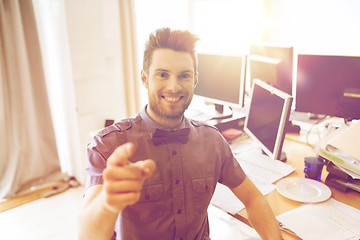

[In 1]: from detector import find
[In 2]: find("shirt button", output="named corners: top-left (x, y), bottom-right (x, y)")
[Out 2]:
top-left (172, 150), bottom-right (177, 156)
top-left (175, 179), bottom-right (180, 184)
top-left (177, 209), bottom-right (182, 214)
top-left (145, 194), bottom-right (150, 200)
top-left (125, 121), bottom-right (131, 128)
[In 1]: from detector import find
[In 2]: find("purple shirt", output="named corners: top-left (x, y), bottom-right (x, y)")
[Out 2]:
top-left (85, 106), bottom-right (246, 240)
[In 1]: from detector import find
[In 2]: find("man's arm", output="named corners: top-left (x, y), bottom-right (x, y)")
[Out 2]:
top-left (78, 185), bottom-right (119, 240)
top-left (230, 177), bottom-right (282, 240)
top-left (78, 143), bottom-right (156, 240)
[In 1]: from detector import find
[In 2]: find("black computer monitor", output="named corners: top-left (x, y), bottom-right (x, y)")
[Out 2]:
top-left (248, 43), bottom-right (294, 96)
top-left (296, 54), bottom-right (360, 120)
top-left (244, 79), bottom-right (293, 161)
top-left (195, 53), bottom-right (247, 111)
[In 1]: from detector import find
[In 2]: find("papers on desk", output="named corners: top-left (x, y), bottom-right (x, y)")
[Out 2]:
top-left (211, 184), bottom-right (244, 215)
top-left (234, 151), bottom-right (296, 184)
top-left (317, 145), bottom-right (360, 179)
top-left (208, 204), bottom-right (261, 240)
top-left (211, 182), bottom-right (275, 215)
top-left (325, 120), bottom-right (360, 160)
top-left (315, 120), bottom-right (360, 179)
top-left (211, 142), bottom-right (295, 214)
top-left (277, 198), bottom-right (360, 240)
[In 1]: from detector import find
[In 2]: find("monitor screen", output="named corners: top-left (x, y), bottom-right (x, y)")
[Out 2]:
top-left (248, 43), bottom-right (294, 96)
top-left (244, 79), bottom-right (293, 160)
top-left (296, 54), bottom-right (360, 120)
top-left (195, 53), bottom-right (246, 108)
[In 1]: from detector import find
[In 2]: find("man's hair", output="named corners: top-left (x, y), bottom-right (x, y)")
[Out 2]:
top-left (143, 27), bottom-right (199, 74)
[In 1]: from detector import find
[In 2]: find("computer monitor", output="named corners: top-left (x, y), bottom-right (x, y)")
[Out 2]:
top-left (296, 54), bottom-right (360, 120)
top-left (244, 79), bottom-right (293, 160)
top-left (248, 43), bottom-right (294, 96)
top-left (195, 53), bottom-right (247, 111)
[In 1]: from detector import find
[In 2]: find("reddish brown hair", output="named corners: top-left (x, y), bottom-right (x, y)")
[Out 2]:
top-left (143, 27), bottom-right (199, 74)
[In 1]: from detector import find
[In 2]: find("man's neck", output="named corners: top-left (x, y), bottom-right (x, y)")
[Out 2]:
top-left (146, 107), bottom-right (183, 129)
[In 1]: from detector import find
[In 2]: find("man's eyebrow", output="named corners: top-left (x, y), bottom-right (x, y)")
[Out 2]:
top-left (180, 70), bottom-right (194, 74)
top-left (154, 69), bottom-right (194, 74)
top-left (154, 68), bottom-right (169, 72)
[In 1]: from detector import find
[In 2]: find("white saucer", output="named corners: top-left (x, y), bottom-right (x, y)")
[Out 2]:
top-left (276, 177), bottom-right (331, 203)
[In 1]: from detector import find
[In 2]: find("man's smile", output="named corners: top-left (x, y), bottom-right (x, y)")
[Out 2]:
top-left (161, 95), bottom-right (184, 103)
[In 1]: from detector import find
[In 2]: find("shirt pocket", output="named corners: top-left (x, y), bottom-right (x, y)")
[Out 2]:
top-left (138, 183), bottom-right (163, 202)
top-left (123, 183), bottom-right (164, 223)
top-left (191, 177), bottom-right (215, 212)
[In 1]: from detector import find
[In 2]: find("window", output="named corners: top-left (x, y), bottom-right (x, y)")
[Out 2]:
top-left (134, 0), bottom-right (263, 106)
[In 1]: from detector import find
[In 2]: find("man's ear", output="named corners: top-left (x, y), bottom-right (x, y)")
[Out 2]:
top-left (194, 72), bottom-right (198, 87)
top-left (141, 70), bottom-right (149, 89)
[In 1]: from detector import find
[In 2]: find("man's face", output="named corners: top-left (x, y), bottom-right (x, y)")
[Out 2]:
top-left (141, 48), bottom-right (198, 126)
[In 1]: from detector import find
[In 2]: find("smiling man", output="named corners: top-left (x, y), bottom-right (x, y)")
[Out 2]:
top-left (143, 47), bottom-right (196, 127)
top-left (78, 28), bottom-right (282, 240)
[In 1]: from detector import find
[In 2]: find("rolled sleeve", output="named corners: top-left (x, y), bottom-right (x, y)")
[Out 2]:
top-left (218, 137), bottom-right (246, 188)
top-left (85, 140), bottom-right (107, 191)
top-left (84, 127), bottom-right (127, 192)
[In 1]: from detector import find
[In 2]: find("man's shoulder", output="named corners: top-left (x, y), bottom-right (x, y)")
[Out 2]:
top-left (189, 119), bottom-right (219, 131)
top-left (89, 115), bottom-right (143, 157)
top-left (97, 115), bottom-right (142, 138)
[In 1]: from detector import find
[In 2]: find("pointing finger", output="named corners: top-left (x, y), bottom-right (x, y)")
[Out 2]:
top-left (107, 142), bottom-right (135, 167)
top-left (133, 159), bottom-right (156, 178)
top-left (104, 159), bottom-right (156, 181)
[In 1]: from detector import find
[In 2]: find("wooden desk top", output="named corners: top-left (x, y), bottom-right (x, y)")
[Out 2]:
top-left (234, 132), bottom-right (360, 239)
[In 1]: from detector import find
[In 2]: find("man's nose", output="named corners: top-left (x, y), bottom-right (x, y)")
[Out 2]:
top-left (166, 76), bottom-right (181, 92)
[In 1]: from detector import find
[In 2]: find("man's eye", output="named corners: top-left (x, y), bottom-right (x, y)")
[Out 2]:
top-left (157, 72), bottom-right (168, 78)
top-left (180, 73), bottom-right (190, 79)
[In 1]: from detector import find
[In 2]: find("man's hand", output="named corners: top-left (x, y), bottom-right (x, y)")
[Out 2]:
top-left (101, 142), bottom-right (156, 213)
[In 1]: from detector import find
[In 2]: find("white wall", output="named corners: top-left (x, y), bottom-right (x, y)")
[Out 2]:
top-left (260, 0), bottom-right (360, 55)
top-left (63, 0), bottom-right (129, 181)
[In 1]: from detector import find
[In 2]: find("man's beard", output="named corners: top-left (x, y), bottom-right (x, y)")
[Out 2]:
top-left (147, 92), bottom-right (193, 121)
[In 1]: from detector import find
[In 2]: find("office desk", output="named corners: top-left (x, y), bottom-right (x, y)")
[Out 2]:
top-left (233, 133), bottom-right (360, 240)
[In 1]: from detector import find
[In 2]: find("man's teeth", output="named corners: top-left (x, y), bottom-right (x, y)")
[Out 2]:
top-left (164, 96), bottom-right (181, 101)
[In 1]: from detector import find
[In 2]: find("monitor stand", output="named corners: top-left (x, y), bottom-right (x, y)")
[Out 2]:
top-left (309, 113), bottom-right (321, 120)
top-left (210, 104), bottom-right (233, 120)
top-left (215, 103), bottom-right (224, 113)
top-left (261, 150), bottom-right (287, 162)
top-left (285, 120), bottom-right (301, 134)
top-left (186, 99), bottom-right (234, 122)
top-left (279, 151), bottom-right (287, 162)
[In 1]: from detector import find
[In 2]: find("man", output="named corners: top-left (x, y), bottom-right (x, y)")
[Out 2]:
top-left (78, 28), bottom-right (282, 240)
